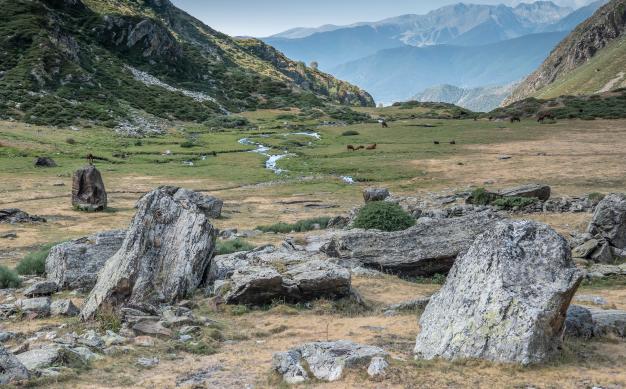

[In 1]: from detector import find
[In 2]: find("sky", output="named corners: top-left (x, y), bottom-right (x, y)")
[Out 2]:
top-left (170, 0), bottom-right (596, 37)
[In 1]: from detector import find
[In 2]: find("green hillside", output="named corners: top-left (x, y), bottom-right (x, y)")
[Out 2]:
top-left (0, 0), bottom-right (373, 127)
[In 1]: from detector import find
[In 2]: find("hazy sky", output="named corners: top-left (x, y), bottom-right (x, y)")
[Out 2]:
top-left (171, 0), bottom-right (596, 37)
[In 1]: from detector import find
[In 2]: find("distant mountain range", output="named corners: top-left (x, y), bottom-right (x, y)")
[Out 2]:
top-left (413, 84), bottom-right (517, 112)
top-left (263, 1), bottom-right (608, 105)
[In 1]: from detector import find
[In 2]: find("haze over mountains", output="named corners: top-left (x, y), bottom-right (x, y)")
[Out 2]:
top-left (264, 0), bottom-right (608, 110)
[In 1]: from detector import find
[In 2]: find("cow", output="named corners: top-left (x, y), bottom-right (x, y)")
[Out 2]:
top-left (537, 112), bottom-right (556, 123)
top-left (347, 145), bottom-right (356, 151)
top-left (449, 140), bottom-right (456, 145)
top-left (356, 145), bottom-right (365, 150)
top-left (510, 116), bottom-right (521, 123)
top-left (366, 144), bottom-right (377, 150)
top-left (433, 141), bottom-right (440, 145)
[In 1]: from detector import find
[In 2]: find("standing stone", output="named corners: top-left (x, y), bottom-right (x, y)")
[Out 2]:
top-left (45, 230), bottom-right (126, 291)
top-left (72, 165), bottom-right (107, 211)
top-left (363, 188), bottom-right (390, 203)
top-left (0, 345), bottom-right (30, 384)
top-left (587, 193), bottom-right (626, 248)
top-left (414, 220), bottom-right (582, 365)
top-left (80, 187), bottom-right (217, 320)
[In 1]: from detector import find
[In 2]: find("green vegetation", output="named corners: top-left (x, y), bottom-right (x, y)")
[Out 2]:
top-left (342, 130), bottom-right (360, 136)
top-left (257, 216), bottom-right (331, 233)
top-left (492, 196), bottom-right (537, 210)
top-left (588, 192), bottom-right (606, 204)
top-left (96, 306), bottom-right (122, 333)
top-left (352, 202), bottom-right (415, 232)
top-left (216, 239), bottom-right (255, 255)
top-left (467, 188), bottom-right (497, 205)
top-left (16, 243), bottom-right (56, 276)
top-left (0, 265), bottom-right (21, 288)
top-left (413, 273), bottom-right (447, 285)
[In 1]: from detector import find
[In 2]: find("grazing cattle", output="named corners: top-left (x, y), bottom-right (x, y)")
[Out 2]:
top-left (378, 118), bottom-right (389, 128)
top-left (449, 140), bottom-right (456, 145)
top-left (537, 112), bottom-right (556, 123)
top-left (488, 116), bottom-right (494, 121)
top-left (356, 145), bottom-right (365, 150)
top-left (347, 145), bottom-right (356, 151)
top-left (366, 144), bottom-right (377, 150)
top-left (433, 141), bottom-right (440, 145)
top-left (510, 116), bottom-right (521, 123)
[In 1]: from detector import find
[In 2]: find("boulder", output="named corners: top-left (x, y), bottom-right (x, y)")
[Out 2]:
top-left (590, 309), bottom-right (626, 337)
top-left (0, 345), bottom-right (30, 384)
top-left (572, 239), bottom-right (599, 258)
top-left (0, 209), bottom-right (46, 224)
top-left (71, 165), bottom-right (107, 211)
top-left (587, 193), bottom-right (626, 249)
top-left (564, 305), bottom-right (595, 339)
top-left (322, 211), bottom-right (502, 276)
top-left (590, 242), bottom-right (614, 263)
top-left (50, 299), bottom-right (80, 317)
top-left (16, 346), bottom-right (86, 372)
top-left (45, 230), bottom-right (126, 291)
top-left (498, 184), bottom-right (551, 201)
top-left (132, 320), bottom-right (172, 337)
top-left (272, 341), bottom-right (387, 383)
top-left (23, 281), bottom-right (58, 297)
top-left (363, 188), bottom-right (390, 203)
top-left (80, 187), bottom-right (217, 320)
top-left (16, 297), bottom-right (51, 317)
top-left (34, 157), bottom-right (57, 168)
top-left (414, 220), bottom-right (582, 365)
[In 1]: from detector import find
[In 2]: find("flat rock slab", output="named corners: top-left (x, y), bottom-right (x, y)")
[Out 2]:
top-left (16, 346), bottom-right (86, 372)
top-left (273, 340), bottom-right (387, 383)
top-left (590, 309), bottom-right (626, 337)
top-left (46, 230), bottom-right (126, 291)
top-left (498, 184), bottom-right (551, 201)
top-left (0, 209), bottom-right (46, 224)
top-left (322, 211), bottom-right (502, 276)
top-left (414, 220), bottom-right (582, 365)
top-left (81, 187), bottom-right (217, 320)
top-left (23, 281), bottom-right (58, 297)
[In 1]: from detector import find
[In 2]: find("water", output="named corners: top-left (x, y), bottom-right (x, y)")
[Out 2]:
top-left (239, 138), bottom-right (289, 174)
top-left (287, 131), bottom-right (321, 140)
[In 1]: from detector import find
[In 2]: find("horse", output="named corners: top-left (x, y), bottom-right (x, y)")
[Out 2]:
top-left (537, 112), bottom-right (556, 123)
top-left (366, 144), bottom-right (377, 150)
top-left (433, 141), bottom-right (440, 145)
top-left (449, 140), bottom-right (456, 145)
top-left (510, 116), bottom-right (521, 123)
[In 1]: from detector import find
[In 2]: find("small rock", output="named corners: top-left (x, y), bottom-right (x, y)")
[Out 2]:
top-left (34, 157), bottom-right (57, 168)
top-left (50, 299), bottom-right (80, 316)
top-left (23, 281), bottom-right (57, 297)
top-left (137, 357), bottom-right (159, 368)
top-left (0, 232), bottom-right (17, 239)
top-left (134, 336), bottom-right (156, 347)
top-left (367, 356), bottom-right (389, 378)
top-left (133, 321), bottom-right (172, 338)
top-left (0, 345), bottom-right (30, 384)
top-left (0, 332), bottom-right (15, 343)
top-left (572, 239), bottom-right (599, 258)
top-left (71, 346), bottom-right (102, 361)
top-left (179, 326), bottom-right (201, 335)
top-left (16, 297), bottom-right (51, 317)
top-left (102, 331), bottom-right (127, 346)
top-left (363, 188), bottom-right (390, 203)
top-left (79, 330), bottom-right (104, 349)
top-left (565, 305), bottom-right (595, 339)
top-left (17, 346), bottom-right (86, 371)
top-left (71, 165), bottom-right (107, 211)
top-left (574, 295), bottom-right (608, 306)
top-left (498, 155), bottom-right (511, 160)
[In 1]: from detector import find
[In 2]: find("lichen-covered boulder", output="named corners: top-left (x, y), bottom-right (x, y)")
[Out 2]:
top-left (564, 305), bottom-right (595, 339)
top-left (0, 345), bottom-right (30, 384)
top-left (72, 165), bottom-right (107, 211)
top-left (363, 188), bottom-right (390, 203)
top-left (80, 187), bottom-right (217, 320)
top-left (414, 220), bottom-right (582, 365)
top-left (45, 230), bottom-right (126, 291)
top-left (587, 193), bottom-right (626, 249)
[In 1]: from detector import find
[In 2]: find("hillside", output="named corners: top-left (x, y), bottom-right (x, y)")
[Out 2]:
top-left (413, 84), bottom-right (517, 112)
top-left (331, 32), bottom-right (567, 103)
top-left (0, 0), bottom-right (373, 128)
top-left (505, 0), bottom-right (626, 104)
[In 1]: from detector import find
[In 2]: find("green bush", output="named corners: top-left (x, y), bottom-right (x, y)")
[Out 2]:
top-left (204, 115), bottom-right (250, 129)
top-left (0, 266), bottom-right (21, 288)
top-left (468, 188), bottom-right (498, 205)
top-left (257, 216), bottom-right (331, 233)
top-left (16, 243), bottom-right (55, 275)
top-left (492, 196), bottom-right (537, 210)
top-left (352, 202), bottom-right (415, 232)
top-left (65, 137), bottom-right (76, 145)
top-left (180, 140), bottom-right (196, 148)
top-left (341, 130), bottom-right (360, 136)
top-left (588, 192), bottom-right (606, 204)
top-left (413, 273), bottom-right (446, 285)
top-left (216, 239), bottom-right (255, 255)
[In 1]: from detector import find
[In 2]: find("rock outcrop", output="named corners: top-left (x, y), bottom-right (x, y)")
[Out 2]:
top-left (363, 188), bottom-right (390, 203)
top-left (46, 230), bottom-right (126, 291)
top-left (322, 211), bottom-right (502, 276)
top-left (80, 187), bottom-right (217, 320)
top-left (34, 157), bottom-right (57, 167)
top-left (71, 165), bottom-right (107, 211)
top-left (0, 345), bottom-right (30, 384)
top-left (414, 220), bottom-right (582, 365)
top-left (273, 341), bottom-right (387, 383)
top-left (587, 193), bottom-right (626, 249)
top-left (0, 209), bottom-right (46, 224)
top-left (566, 305), bottom-right (626, 338)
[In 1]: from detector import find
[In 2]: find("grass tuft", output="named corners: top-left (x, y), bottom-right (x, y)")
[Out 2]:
top-left (0, 265), bottom-right (21, 288)
top-left (352, 202), bottom-right (415, 232)
top-left (16, 243), bottom-right (56, 275)
top-left (216, 239), bottom-right (255, 255)
top-left (257, 216), bottom-right (331, 233)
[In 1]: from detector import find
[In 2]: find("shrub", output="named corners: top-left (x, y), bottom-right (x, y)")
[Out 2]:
top-left (65, 137), bottom-right (76, 145)
top-left (492, 196), bottom-right (537, 210)
top-left (341, 130), bottom-right (359, 136)
top-left (204, 115), bottom-right (250, 129)
top-left (216, 239), bottom-right (255, 255)
top-left (96, 306), bottom-right (122, 332)
top-left (257, 216), bottom-right (331, 233)
top-left (16, 243), bottom-right (56, 275)
top-left (413, 273), bottom-right (446, 285)
top-left (468, 188), bottom-right (498, 205)
top-left (180, 140), bottom-right (196, 148)
top-left (352, 202), bottom-right (415, 232)
top-left (588, 192), bottom-right (605, 204)
top-left (0, 266), bottom-right (21, 288)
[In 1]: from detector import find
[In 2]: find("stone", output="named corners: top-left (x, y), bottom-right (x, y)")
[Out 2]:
top-left (0, 345), bottom-right (30, 384)
top-left (81, 187), bottom-right (217, 320)
top-left (137, 357), bottom-right (159, 368)
top-left (590, 309), bottom-right (626, 337)
top-left (384, 297), bottom-right (430, 316)
top-left (498, 184), bottom-right (551, 201)
top-left (50, 299), bottom-right (80, 316)
top-left (71, 165), bottom-right (108, 211)
top-left (273, 341), bottom-right (387, 383)
top-left (23, 281), bottom-right (58, 297)
top-left (414, 220), bottom-right (582, 365)
top-left (134, 336), bottom-right (156, 347)
top-left (0, 332), bottom-right (15, 343)
top-left (16, 297), bottom-right (51, 317)
top-left (574, 295), bottom-right (608, 306)
top-left (46, 230), bottom-right (126, 291)
top-left (71, 346), bottom-right (102, 362)
top-left (564, 305), bottom-right (595, 339)
top-left (102, 331), bottom-right (127, 346)
top-left (322, 211), bottom-right (502, 276)
top-left (572, 239), bottom-right (599, 258)
top-left (590, 242), bottom-right (614, 263)
top-left (1, 232), bottom-right (17, 239)
top-left (175, 366), bottom-right (223, 387)
top-left (16, 346), bottom-right (86, 371)
top-left (133, 321), bottom-right (172, 337)
top-left (79, 330), bottom-right (104, 349)
top-left (587, 193), bottom-right (626, 249)
top-left (0, 209), bottom-right (46, 224)
top-left (363, 188), bottom-right (390, 203)
top-left (367, 356), bottom-right (389, 378)
top-left (34, 156), bottom-right (57, 168)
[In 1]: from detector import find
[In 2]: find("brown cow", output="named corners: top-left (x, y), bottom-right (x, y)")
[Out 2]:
top-left (510, 116), bottom-right (521, 123)
top-left (366, 144), bottom-right (377, 150)
top-left (433, 141), bottom-right (440, 145)
top-left (356, 146), bottom-right (365, 150)
top-left (347, 145), bottom-right (356, 151)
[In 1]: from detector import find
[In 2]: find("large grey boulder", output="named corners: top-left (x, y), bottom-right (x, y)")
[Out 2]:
top-left (0, 209), bottom-right (46, 224)
top-left (414, 220), bottom-right (582, 365)
top-left (80, 187), bottom-right (217, 320)
top-left (72, 165), bottom-right (107, 211)
top-left (50, 299), bottom-right (80, 317)
top-left (16, 297), bottom-right (51, 317)
top-left (45, 230), bottom-right (126, 291)
top-left (590, 309), bottom-right (626, 337)
top-left (498, 184), bottom-right (551, 201)
top-left (587, 193), bottom-right (626, 249)
top-left (273, 341), bottom-right (387, 383)
top-left (16, 346), bottom-right (86, 372)
top-left (363, 188), bottom-right (390, 203)
top-left (322, 211), bottom-right (502, 276)
top-left (564, 305), bottom-right (595, 339)
top-left (0, 345), bottom-right (30, 384)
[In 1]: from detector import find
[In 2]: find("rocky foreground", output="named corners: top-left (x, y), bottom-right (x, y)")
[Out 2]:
top-left (1, 183), bottom-right (626, 386)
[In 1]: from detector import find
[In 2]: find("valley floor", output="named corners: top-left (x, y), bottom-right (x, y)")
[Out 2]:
top-left (1, 113), bottom-right (626, 387)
